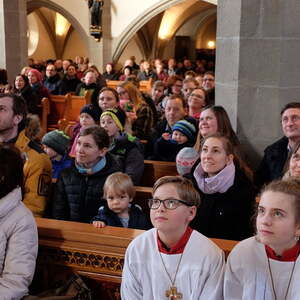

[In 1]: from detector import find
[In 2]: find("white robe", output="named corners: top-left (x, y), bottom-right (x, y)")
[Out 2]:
top-left (224, 236), bottom-right (300, 300)
top-left (121, 228), bottom-right (225, 300)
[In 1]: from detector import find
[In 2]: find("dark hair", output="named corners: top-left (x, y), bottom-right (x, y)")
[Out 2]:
top-left (153, 176), bottom-right (201, 207)
top-left (79, 125), bottom-right (109, 149)
top-left (203, 71), bottom-right (215, 78)
top-left (0, 69), bottom-right (8, 85)
top-left (14, 74), bottom-right (29, 90)
top-left (67, 63), bottom-right (77, 71)
top-left (280, 102), bottom-right (300, 116)
top-left (0, 93), bottom-right (27, 129)
top-left (0, 144), bottom-right (24, 198)
top-left (99, 87), bottom-right (120, 103)
top-left (200, 133), bottom-right (234, 156)
top-left (165, 94), bottom-right (187, 109)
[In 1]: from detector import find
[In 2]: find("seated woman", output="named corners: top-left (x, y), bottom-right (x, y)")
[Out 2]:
top-left (98, 87), bottom-right (120, 112)
top-left (100, 108), bottom-right (144, 185)
top-left (13, 74), bottom-right (38, 114)
top-left (119, 66), bottom-right (133, 81)
top-left (186, 134), bottom-right (255, 240)
top-left (117, 82), bottom-right (154, 141)
top-left (224, 179), bottom-right (300, 299)
top-left (0, 144), bottom-right (38, 298)
top-left (187, 87), bottom-right (207, 120)
top-left (283, 141), bottom-right (300, 179)
top-left (52, 125), bottom-right (121, 223)
top-left (103, 63), bottom-right (119, 80)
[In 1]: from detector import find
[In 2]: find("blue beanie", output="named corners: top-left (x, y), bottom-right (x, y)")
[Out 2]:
top-left (172, 120), bottom-right (196, 142)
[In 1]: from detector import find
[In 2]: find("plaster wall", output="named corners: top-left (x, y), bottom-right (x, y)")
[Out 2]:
top-left (63, 30), bottom-right (88, 60)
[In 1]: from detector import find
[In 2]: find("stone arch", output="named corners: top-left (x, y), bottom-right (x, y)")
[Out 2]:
top-left (27, 0), bottom-right (89, 47)
top-left (112, 0), bottom-right (188, 61)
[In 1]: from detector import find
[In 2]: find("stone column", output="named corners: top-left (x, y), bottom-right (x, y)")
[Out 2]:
top-left (216, 0), bottom-right (300, 168)
top-left (0, 0), bottom-right (27, 82)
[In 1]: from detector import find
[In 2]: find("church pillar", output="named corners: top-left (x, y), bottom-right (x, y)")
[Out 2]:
top-left (0, 0), bottom-right (27, 82)
top-left (216, 0), bottom-right (300, 167)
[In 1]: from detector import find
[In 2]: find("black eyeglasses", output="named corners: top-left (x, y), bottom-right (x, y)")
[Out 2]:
top-left (148, 198), bottom-right (192, 210)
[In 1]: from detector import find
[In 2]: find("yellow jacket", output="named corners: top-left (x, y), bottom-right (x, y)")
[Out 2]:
top-left (15, 128), bottom-right (52, 217)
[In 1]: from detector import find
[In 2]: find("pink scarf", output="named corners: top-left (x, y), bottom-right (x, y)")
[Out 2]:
top-left (193, 162), bottom-right (235, 194)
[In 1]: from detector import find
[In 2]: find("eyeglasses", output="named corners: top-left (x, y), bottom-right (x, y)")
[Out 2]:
top-left (148, 198), bottom-right (192, 210)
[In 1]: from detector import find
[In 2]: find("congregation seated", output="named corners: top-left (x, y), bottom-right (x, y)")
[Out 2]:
top-left (100, 108), bottom-right (144, 185)
top-left (0, 144), bottom-right (38, 298)
top-left (52, 126), bottom-right (121, 223)
top-left (43, 63), bottom-right (62, 95)
top-left (102, 62), bottom-right (119, 80)
top-left (0, 93), bottom-right (52, 217)
top-left (187, 87), bottom-right (207, 120)
top-left (182, 77), bottom-right (199, 101)
top-left (137, 60), bottom-right (157, 81)
top-left (186, 134), bottom-right (256, 241)
top-left (91, 172), bottom-right (151, 229)
top-left (255, 102), bottom-right (300, 187)
top-left (58, 64), bottom-right (81, 95)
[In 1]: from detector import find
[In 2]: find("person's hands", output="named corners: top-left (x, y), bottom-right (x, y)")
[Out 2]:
top-left (93, 221), bottom-right (106, 228)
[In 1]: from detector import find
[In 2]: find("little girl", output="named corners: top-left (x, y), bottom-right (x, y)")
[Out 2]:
top-left (224, 179), bottom-right (300, 300)
top-left (92, 172), bottom-right (151, 230)
top-left (69, 104), bottom-right (101, 157)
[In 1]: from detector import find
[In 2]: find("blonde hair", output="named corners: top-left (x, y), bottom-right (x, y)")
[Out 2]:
top-left (103, 172), bottom-right (135, 199)
top-left (153, 176), bottom-right (201, 207)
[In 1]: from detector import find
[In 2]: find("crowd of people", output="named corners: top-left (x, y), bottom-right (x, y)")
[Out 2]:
top-left (1, 54), bottom-right (300, 299)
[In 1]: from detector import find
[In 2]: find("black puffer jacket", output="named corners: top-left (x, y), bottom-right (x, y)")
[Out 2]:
top-left (187, 163), bottom-right (256, 241)
top-left (91, 203), bottom-right (151, 230)
top-left (52, 153), bottom-right (121, 223)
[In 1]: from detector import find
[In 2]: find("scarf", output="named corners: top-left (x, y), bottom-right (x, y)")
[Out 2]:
top-left (193, 161), bottom-right (235, 194)
top-left (75, 156), bottom-right (106, 175)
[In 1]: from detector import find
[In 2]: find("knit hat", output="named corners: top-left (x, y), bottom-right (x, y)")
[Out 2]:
top-left (100, 108), bottom-right (126, 131)
top-left (172, 120), bottom-right (196, 143)
top-left (176, 147), bottom-right (199, 175)
top-left (80, 104), bottom-right (101, 122)
top-left (28, 68), bottom-right (43, 83)
top-left (42, 130), bottom-right (70, 155)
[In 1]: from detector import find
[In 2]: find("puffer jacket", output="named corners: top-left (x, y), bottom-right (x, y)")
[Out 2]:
top-left (0, 187), bottom-right (38, 299)
top-left (110, 133), bottom-right (144, 185)
top-left (52, 153), bottom-right (121, 223)
top-left (15, 116), bottom-right (52, 217)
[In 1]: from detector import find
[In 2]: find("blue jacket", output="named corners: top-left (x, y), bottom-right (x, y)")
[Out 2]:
top-left (51, 154), bottom-right (73, 179)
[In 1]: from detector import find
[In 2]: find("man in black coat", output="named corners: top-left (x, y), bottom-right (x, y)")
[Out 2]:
top-left (255, 102), bottom-right (300, 187)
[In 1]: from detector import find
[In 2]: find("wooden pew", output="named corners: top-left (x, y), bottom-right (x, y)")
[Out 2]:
top-left (106, 80), bottom-right (152, 93)
top-left (107, 80), bottom-right (124, 90)
top-left (40, 94), bottom-right (71, 133)
top-left (141, 160), bottom-right (178, 187)
top-left (33, 218), bottom-right (238, 299)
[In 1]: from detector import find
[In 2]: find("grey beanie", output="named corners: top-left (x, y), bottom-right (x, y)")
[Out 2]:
top-left (176, 147), bottom-right (199, 175)
top-left (42, 130), bottom-right (70, 155)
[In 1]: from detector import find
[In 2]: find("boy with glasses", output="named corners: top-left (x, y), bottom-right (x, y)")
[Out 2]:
top-left (121, 176), bottom-right (224, 300)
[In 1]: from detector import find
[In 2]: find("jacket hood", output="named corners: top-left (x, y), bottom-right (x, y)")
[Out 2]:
top-left (0, 187), bottom-right (21, 219)
top-left (24, 114), bottom-right (41, 140)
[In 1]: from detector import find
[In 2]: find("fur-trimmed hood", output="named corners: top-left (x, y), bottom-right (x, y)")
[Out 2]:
top-left (23, 114), bottom-right (41, 140)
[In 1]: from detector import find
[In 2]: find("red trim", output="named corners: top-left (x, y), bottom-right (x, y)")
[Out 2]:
top-left (157, 227), bottom-right (193, 254)
top-left (265, 242), bottom-right (300, 262)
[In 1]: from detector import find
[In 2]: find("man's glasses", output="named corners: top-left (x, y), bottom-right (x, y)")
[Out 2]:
top-left (148, 198), bottom-right (192, 210)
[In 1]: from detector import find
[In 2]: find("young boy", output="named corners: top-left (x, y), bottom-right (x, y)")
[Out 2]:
top-left (91, 172), bottom-right (151, 230)
top-left (41, 130), bottom-right (72, 179)
top-left (154, 119), bottom-right (196, 161)
top-left (121, 176), bottom-right (224, 299)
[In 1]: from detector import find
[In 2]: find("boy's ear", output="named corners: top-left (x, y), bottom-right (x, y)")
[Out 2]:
top-left (187, 206), bottom-right (197, 222)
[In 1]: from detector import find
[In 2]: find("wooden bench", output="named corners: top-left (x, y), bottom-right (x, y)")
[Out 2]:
top-left (40, 94), bottom-right (72, 133)
top-left (107, 80), bottom-right (124, 90)
top-left (32, 218), bottom-right (238, 299)
top-left (106, 80), bottom-right (152, 93)
top-left (140, 160), bottom-right (178, 187)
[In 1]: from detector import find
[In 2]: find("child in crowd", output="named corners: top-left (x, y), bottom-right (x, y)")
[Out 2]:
top-left (224, 179), bottom-right (300, 300)
top-left (176, 146), bottom-right (199, 175)
top-left (121, 176), bottom-right (224, 299)
top-left (100, 108), bottom-right (144, 185)
top-left (41, 130), bottom-right (72, 179)
top-left (153, 119), bottom-right (196, 161)
top-left (92, 172), bottom-right (151, 230)
top-left (69, 104), bottom-right (101, 157)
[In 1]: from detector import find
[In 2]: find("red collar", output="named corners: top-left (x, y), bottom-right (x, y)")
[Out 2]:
top-left (265, 243), bottom-right (300, 262)
top-left (157, 227), bottom-right (193, 254)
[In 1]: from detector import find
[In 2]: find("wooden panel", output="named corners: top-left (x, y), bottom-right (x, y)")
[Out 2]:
top-left (107, 80), bottom-right (124, 90)
top-left (141, 160), bottom-right (178, 187)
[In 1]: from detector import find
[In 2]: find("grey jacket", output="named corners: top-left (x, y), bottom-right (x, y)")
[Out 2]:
top-left (0, 187), bottom-right (38, 299)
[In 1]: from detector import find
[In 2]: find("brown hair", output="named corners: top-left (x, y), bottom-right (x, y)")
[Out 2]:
top-left (200, 133), bottom-right (234, 156)
top-left (153, 176), bottom-right (201, 207)
top-left (281, 102), bottom-right (300, 116)
top-left (0, 144), bottom-right (24, 199)
top-left (118, 81), bottom-right (144, 110)
top-left (98, 87), bottom-right (120, 103)
top-left (78, 125), bottom-right (109, 149)
top-left (104, 172), bottom-right (135, 199)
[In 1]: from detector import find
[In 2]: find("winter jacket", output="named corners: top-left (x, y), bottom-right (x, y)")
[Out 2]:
top-left (15, 117), bottom-right (52, 217)
top-left (75, 81), bottom-right (105, 107)
top-left (187, 164), bottom-right (255, 241)
top-left (91, 202), bottom-right (151, 230)
top-left (52, 153), bottom-right (121, 223)
top-left (59, 75), bottom-right (81, 95)
top-left (44, 74), bottom-right (62, 95)
top-left (255, 136), bottom-right (289, 187)
top-left (14, 85), bottom-right (39, 114)
top-left (51, 154), bottom-right (73, 179)
top-left (110, 133), bottom-right (144, 186)
top-left (0, 187), bottom-right (38, 299)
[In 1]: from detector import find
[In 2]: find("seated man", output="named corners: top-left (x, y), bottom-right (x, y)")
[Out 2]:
top-left (255, 102), bottom-right (300, 187)
top-left (0, 93), bottom-right (52, 217)
top-left (121, 176), bottom-right (224, 299)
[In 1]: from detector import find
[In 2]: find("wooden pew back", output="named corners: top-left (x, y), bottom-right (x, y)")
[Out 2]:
top-left (141, 160), bottom-right (178, 187)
